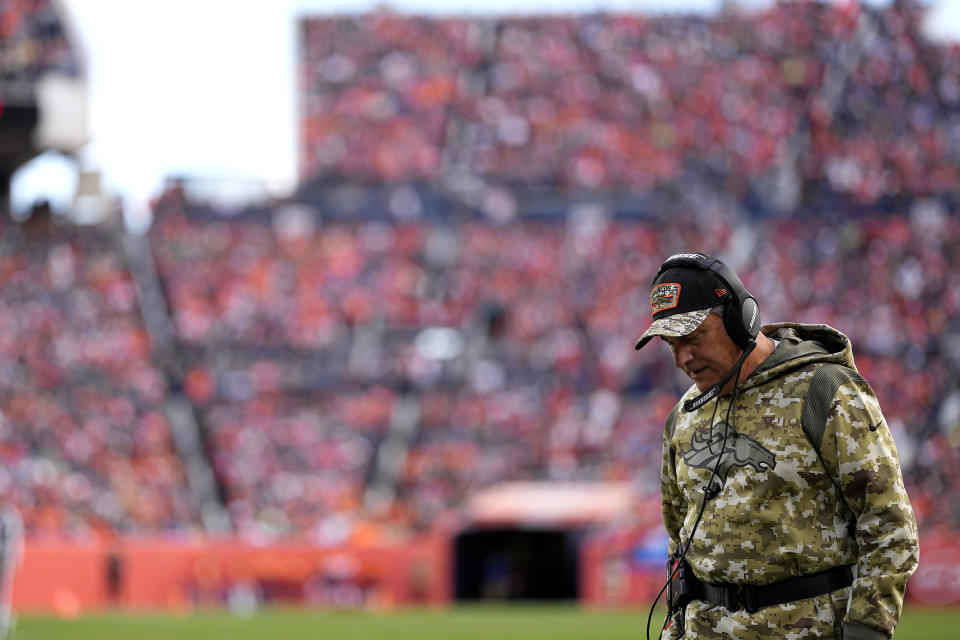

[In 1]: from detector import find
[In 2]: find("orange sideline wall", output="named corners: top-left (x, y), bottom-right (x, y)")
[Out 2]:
top-left (12, 540), bottom-right (107, 613)
top-left (16, 531), bottom-right (957, 612)
top-left (12, 536), bottom-right (451, 613)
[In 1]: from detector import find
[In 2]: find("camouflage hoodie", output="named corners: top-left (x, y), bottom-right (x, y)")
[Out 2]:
top-left (661, 323), bottom-right (919, 640)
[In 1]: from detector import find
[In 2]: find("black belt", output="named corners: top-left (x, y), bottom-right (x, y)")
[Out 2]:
top-left (700, 564), bottom-right (854, 614)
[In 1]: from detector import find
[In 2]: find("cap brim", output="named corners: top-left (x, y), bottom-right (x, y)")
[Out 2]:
top-left (634, 308), bottom-right (712, 350)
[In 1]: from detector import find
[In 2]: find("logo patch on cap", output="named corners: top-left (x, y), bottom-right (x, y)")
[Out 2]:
top-left (715, 288), bottom-right (728, 298)
top-left (650, 283), bottom-right (681, 315)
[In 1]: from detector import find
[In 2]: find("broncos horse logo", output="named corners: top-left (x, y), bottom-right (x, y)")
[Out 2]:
top-left (682, 422), bottom-right (777, 480)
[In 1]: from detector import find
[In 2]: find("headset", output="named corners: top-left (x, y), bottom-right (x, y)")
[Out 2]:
top-left (651, 252), bottom-right (760, 350)
top-left (653, 254), bottom-right (760, 412)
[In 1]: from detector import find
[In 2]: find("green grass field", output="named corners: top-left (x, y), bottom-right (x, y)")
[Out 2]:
top-left (11, 604), bottom-right (960, 640)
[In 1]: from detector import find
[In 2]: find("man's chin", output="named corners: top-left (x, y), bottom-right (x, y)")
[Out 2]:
top-left (690, 376), bottom-right (716, 393)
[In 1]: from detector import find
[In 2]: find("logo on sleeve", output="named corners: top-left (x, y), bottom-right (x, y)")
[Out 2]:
top-left (650, 283), bottom-right (681, 315)
top-left (682, 422), bottom-right (777, 480)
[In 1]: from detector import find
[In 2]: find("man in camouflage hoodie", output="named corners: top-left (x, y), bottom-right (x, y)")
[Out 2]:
top-left (635, 253), bottom-right (918, 640)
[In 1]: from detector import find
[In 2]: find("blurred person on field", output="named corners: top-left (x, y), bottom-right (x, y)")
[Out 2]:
top-left (635, 253), bottom-right (918, 640)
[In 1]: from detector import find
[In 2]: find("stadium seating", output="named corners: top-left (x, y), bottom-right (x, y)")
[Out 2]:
top-left (4, 1), bottom-right (960, 540)
top-left (0, 216), bottom-right (200, 536)
top-left (147, 185), bottom-right (960, 535)
top-left (0, 0), bottom-right (80, 85)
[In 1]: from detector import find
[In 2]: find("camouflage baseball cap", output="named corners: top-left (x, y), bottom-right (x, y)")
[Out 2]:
top-left (634, 264), bottom-right (731, 350)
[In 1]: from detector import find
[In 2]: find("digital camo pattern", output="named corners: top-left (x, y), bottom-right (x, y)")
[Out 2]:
top-left (660, 323), bottom-right (919, 639)
top-left (636, 308), bottom-right (711, 348)
top-left (672, 586), bottom-right (850, 639)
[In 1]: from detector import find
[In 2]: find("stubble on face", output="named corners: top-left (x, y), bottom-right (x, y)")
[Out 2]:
top-left (663, 313), bottom-right (743, 392)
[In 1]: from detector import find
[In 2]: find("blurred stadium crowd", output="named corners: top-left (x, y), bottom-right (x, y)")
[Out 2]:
top-left (2, 0), bottom-right (959, 547)
top-left (0, 216), bottom-right (199, 534)
top-left (0, 0), bottom-right (78, 86)
top-left (299, 2), bottom-right (960, 203)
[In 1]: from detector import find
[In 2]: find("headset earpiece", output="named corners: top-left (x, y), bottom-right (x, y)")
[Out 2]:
top-left (722, 291), bottom-right (759, 349)
top-left (740, 296), bottom-right (760, 342)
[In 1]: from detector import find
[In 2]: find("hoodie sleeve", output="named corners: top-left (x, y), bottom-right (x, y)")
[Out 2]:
top-left (661, 403), bottom-right (686, 557)
top-left (660, 405), bottom-right (687, 640)
top-left (818, 371), bottom-right (919, 639)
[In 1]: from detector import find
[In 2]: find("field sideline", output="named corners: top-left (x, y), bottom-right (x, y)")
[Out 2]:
top-left (11, 604), bottom-right (960, 639)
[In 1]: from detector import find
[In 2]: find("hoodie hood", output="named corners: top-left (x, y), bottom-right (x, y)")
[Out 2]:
top-left (737, 322), bottom-right (857, 393)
